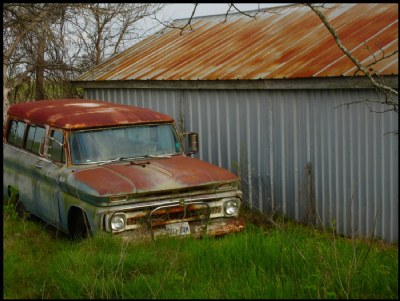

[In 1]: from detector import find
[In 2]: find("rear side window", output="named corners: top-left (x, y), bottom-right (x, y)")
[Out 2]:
top-left (6, 120), bottom-right (26, 147)
top-left (25, 125), bottom-right (46, 154)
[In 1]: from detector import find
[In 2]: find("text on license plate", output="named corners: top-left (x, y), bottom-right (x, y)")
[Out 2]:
top-left (165, 222), bottom-right (191, 236)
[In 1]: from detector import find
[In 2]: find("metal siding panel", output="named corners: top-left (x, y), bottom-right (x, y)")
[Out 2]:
top-left (255, 96), bottom-right (262, 211)
top-left (365, 105), bottom-right (374, 238)
top-left (200, 92), bottom-right (209, 161)
top-left (287, 95), bottom-right (296, 218)
top-left (349, 98), bottom-right (359, 238)
top-left (244, 95), bottom-right (252, 208)
top-left (217, 92), bottom-right (229, 169)
top-left (297, 92), bottom-right (310, 221)
top-left (357, 101), bottom-right (367, 237)
top-left (268, 95), bottom-right (275, 212)
top-left (254, 92), bottom-right (264, 211)
top-left (381, 113), bottom-right (389, 241)
top-left (237, 95), bottom-right (248, 205)
top-left (311, 91), bottom-right (324, 224)
top-left (206, 95), bottom-right (213, 164)
top-left (372, 105), bottom-right (382, 238)
top-left (333, 94), bottom-right (341, 234)
top-left (224, 94), bottom-right (232, 171)
top-left (293, 95), bottom-right (299, 220)
top-left (340, 90), bottom-right (350, 236)
top-left (389, 111), bottom-right (398, 242)
top-left (193, 92), bottom-right (204, 160)
top-left (271, 93), bottom-right (282, 213)
top-left (384, 107), bottom-right (394, 241)
top-left (299, 91), bottom-right (319, 222)
top-left (215, 96), bottom-right (222, 167)
top-left (279, 96), bottom-right (287, 214)
top-left (234, 95), bottom-right (242, 191)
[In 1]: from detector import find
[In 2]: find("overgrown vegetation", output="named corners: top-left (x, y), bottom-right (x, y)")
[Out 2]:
top-left (3, 202), bottom-right (398, 299)
top-left (8, 82), bottom-right (84, 105)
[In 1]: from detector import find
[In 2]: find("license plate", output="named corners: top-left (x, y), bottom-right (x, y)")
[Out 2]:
top-left (165, 222), bottom-right (191, 236)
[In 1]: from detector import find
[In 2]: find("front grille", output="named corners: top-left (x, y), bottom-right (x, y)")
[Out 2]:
top-left (149, 202), bottom-right (209, 227)
top-left (104, 194), bottom-right (241, 236)
top-left (126, 202), bottom-right (221, 229)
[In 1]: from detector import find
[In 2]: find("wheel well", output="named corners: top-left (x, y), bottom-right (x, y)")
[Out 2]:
top-left (68, 206), bottom-right (91, 238)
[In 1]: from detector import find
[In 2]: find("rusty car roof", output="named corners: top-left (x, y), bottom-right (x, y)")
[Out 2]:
top-left (7, 99), bottom-right (174, 129)
top-left (74, 3), bottom-right (398, 82)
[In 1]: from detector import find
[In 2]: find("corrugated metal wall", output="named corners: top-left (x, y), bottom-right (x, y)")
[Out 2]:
top-left (85, 88), bottom-right (398, 243)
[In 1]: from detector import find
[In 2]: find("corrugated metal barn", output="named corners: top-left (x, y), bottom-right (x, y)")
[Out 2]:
top-left (72, 3), bottom-right (398, 243)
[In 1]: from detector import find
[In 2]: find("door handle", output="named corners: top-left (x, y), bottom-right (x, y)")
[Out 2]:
top-left (35, 163), bottom-right (42, 169)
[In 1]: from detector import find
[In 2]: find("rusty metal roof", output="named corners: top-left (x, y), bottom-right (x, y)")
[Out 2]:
top-left (7, 99), bottom-right (174, 129)
top-left (75, 3), bottom-right (398, 82)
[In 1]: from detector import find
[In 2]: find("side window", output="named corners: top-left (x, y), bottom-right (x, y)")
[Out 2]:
top-left (6, 120), bottom-right (27, 147)
top-left (25, 125), bottom-right (46, 155)
top-left (48, 129), bottom-right (65, 163)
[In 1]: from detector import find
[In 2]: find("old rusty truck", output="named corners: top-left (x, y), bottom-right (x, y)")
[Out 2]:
top-left (3, 99), bottom-right (244, 240)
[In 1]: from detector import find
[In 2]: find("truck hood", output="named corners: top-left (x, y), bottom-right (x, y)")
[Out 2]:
top-left (67, 156), bottom-right (238, 197)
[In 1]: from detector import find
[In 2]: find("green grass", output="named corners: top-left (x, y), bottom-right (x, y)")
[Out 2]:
top-left (3, 204), bottom-right (398, 299)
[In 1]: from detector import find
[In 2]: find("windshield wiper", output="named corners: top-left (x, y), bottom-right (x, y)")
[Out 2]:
top-left (98, 153), bottom-right (176, 166)
top-left (98, 156), bottom-right (146, 166)
top-left (145, 154), bottom-right (175, 158)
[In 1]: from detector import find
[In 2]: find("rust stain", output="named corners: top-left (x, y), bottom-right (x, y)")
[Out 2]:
top-left (205, 217), bottom-right (245, 237)
top-left (71, 156), bottom-right (237, 196)
top-left (75, 3), bottom-right (398, 82)
top-left (7, 99), bottom-right (174, 129)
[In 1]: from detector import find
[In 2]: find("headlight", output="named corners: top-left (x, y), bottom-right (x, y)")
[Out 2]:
top-left (224, 199), bottom-right (239, 216)
top-left (111, 214), bottom-right (126, 231)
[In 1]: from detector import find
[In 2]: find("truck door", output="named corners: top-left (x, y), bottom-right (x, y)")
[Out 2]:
top-left (37, 128), bottom-right (66, 229)
top-left (28, 126), bottom-right (64, 228)
top-left (22, 124), bottom-right (56, 224)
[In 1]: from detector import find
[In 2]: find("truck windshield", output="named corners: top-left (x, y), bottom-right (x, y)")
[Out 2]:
top-left (68, 124), bottom-right (183, 164)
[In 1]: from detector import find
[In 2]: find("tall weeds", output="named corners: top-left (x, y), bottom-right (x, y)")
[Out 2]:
top-left (3, 203), bottom-right (398, 299)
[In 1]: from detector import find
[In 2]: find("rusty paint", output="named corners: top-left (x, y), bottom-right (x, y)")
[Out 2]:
top-left (7, 99), bottom-right (174, 129)
top-left (121, 217), bottom-right (245, 240)
top-left (71, 156), bottom-right (237, 197)
top-left (74, 3), bottom-right (397, 83)
top-left (205, 217), bottom-right (245, 237)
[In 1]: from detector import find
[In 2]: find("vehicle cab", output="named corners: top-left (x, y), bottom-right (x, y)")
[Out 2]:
top-left (3, 99), bottom-right (244, 239)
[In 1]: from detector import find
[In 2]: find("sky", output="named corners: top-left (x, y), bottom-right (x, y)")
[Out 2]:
top-left (138, 3), bottom-right (291, 37)
top-left (157, 3), bottom-right (289, 20)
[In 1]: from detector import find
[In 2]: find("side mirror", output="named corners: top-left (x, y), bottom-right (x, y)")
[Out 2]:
top-left (182, 132), bottom-right (199, 155)
top-left (188, 132), bottom-right (199, 154)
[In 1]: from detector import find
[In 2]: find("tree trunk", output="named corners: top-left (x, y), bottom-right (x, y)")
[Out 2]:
top-left (35, 36), bottom-right (46, 100)
top-left (3, 63), bottom-right (11, 125)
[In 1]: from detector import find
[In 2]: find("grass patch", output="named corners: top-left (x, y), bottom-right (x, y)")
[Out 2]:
top-left (3, 204), bottom-right (398, 299)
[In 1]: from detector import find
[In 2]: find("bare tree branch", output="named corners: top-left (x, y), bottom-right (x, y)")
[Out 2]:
top-left (153, 3), bottom-right (198, 36)
top-left (229, 3), bottom-right (259, 18)
top-left (305, 3), bottom-right (398, 113)
top-left (3, 3), bottom-right (165, 124)
top-left (361, 41), bottom-right (398, 70)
